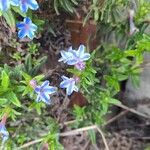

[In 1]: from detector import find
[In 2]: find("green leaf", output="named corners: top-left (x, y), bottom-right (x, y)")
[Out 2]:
top-left (31, 56), bottom-right (47, 76)
top-left (22, 72), bottom-right (32, 82)
top-left (16, 86), bottom-right (26, 93)
top-left (6, 91), bottom-right (21, 107)
top-left (25, 54), bottom-right (32, 73)
top-left (64, 0), bottom-right (74, 13)
top-left (54, 0), bottom-right (60, 15)
top-left (22, 86), bottom-right (33, 96)
top-left (88, 130), bottom-right (96, 144)
top-left (101, 103), bottom-right (108, 115)
top-left (9, 108), bottom-right (21, 121)
top-left (145, 146), bottom-right (150, 150)
top-left (67, 68), bottom-right (81, 76)
top-left (0, 98), bottom-right (8, 105)
top-left (2, 10), bottom-right (15, 28)
top-left (11, 6), bottom-right (26, 17)
top-left (71, 0), bottom-right (78, 5)
top-left (94, 8), bottom-right (99, 21)
top-left (29, 102), bottom-right (44, 115)
top-left (93, 0), bottom-right (97, 4)
top-left (34, 74), bottom-right (44, 81)
top-left (117, 74), bottom-right (128, 81)
top-left (130, 75), bottom-right (140, 88)
top-left (109, 98), bottom-right (121, 105)
top-left (1, 70), bottom-right (9, 90)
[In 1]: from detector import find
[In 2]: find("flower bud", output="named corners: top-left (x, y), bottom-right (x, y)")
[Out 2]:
top-left (29, 80), bottom-right (37, 89)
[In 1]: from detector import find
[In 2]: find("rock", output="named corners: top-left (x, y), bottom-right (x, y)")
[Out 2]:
top-left (125, 53), bottom-right (150, 115)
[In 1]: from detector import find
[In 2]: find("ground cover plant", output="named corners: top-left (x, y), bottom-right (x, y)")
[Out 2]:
top-left (0, 0), bottom-right (150, 149)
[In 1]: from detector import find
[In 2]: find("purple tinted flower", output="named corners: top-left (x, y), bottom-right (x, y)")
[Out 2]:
top-left (60, 76), bottom-right (79, 95)
top-left (29, 79), bottom-right (37, 89)
top-left (11, 0), bottom-right (39, 13)
top-left (75, 61), bottom-right (85, 70)
top-left (0, 123), bottom-right (9, 144)
top-left (35, 80), bottom-right (57, 105)
top-left (59, 45), bottom-right (90, 70)
top-left (0, 0), bottom-right (17, 11)
top-left (73, 76), bottom-right (80, 83)
top-left (17, 17), bottom-right (37, 39)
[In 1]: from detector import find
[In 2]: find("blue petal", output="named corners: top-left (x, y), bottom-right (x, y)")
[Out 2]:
top-left (0, 127), bottom-right (8, 136)
top-left (16, 23), bottom-right (25, 29)
top-left (28, 0), bottom-right (39, 10)
top-left (20, 3), bottom-right (28, 13)
top-left (78, 45), bottom-right (85, 56)
top-left (36, 94), bottom-right (41, 102)
top-left (0, 124), bottom-right (9, 143)
top-left (41, 80), bottom-right (49, 88)
top-left (66, 82), bottom-right (75, 95)
top-left (81, 53), bottom-right (90, 61)
top-left (24, 17), bottom-right (32, 24)
top-left (59, 51), bottom-right (73, 63)
top-left (27, 30), bottom-right (35, 39)
top-left (35, 86), bottom-right (41, 93)
top-left (73, 85), bottom-right (79, 92)
top-left (68, 46), bottom-right (73, 51)
top-left (67, 59), bottom-right (78, 65)
top-left (60, 80), bottom-right (70, 88)
top-left (18, 29), bottom-right (27, 39)
top-left (10, 0), bottom-right (19, 6)
top-left (40, 93), bottom-right (51, 104)
top-left (60, 51), bottom-right (69, 59)
top-left (61, 76), bottom-right (69, 80)
top-left (69, 49), bottom-right (77, 57)
top-left (2, 135), bottom-right (8, 144)
top-left (0, 124), bottom-right (5, 132)
top-left (0, 0), bottom-right (10, 11)
top-left (30, 23), bottom-right (37, 31)
top-left (44, 86), bottom-right (57, 95)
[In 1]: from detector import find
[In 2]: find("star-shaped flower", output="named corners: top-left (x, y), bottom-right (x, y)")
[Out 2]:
top-left (0, 123), bottom-right (9, 144)
top-left (58, 47), bottom-right (75, 65)
top-left (59, 45), bottom-right (90, 70)
top-left (11, 0), bottom-right (39, 13)
top-left (35, 80), bottom-right (57, 105)
top-left (0, 0), bottom-right (18, 12)
top-left (60, 76), bottom-right (79, 95)
top-left (17, 17), bottom-right (37, 39)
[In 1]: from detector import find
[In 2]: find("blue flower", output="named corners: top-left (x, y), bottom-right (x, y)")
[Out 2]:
top-left (35, 80), bottom-right (57, 105)
top-left (59, 45), bottom-right (90, 70)
top-left (58, 47), bottom-right (75, 64)
top-left (60, 76), bottom-right (79, 95)
top-left (11, 0), bottom-right (39, 13)
top-left (17, 17), bottom-right (37, 39)
top-left (0, 123), bottom-right (9, 144)
top-left (0, 0), bottom-right (18, 11)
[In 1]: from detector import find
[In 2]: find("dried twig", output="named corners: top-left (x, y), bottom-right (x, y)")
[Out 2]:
top-left (17, 139), bottom-right (43, 149)
top-left (96, 126), bottom-right (110, 150)
top-left (59, 125), bottom-right (97, 137)
top-left (115, 103), bottom-right (150, 119)
top-left (18, 103), bottom-right (149, 149)
top-left (18, 125), bottom-right (109, 150)
top-left (105, 110), bottom-right (129, 125)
